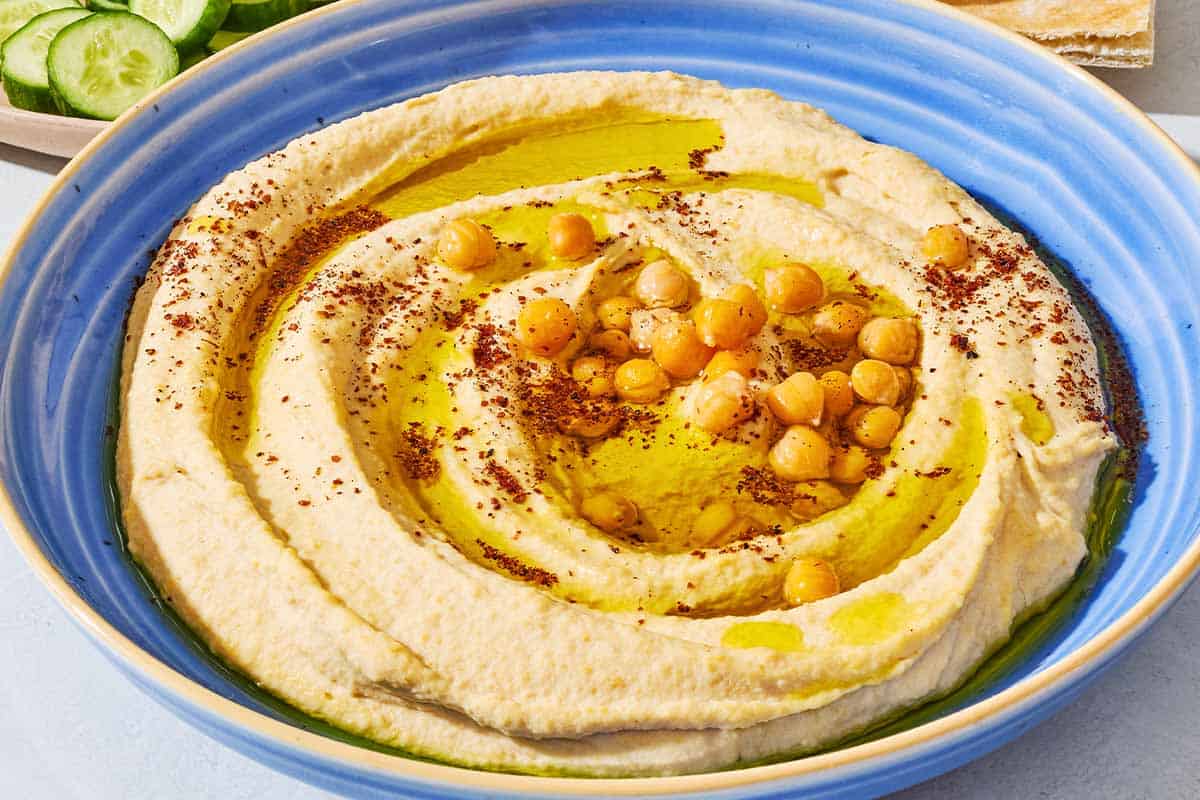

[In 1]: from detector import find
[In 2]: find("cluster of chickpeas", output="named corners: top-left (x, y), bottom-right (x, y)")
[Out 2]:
top-left (437, 214), bottom-right (963, 608)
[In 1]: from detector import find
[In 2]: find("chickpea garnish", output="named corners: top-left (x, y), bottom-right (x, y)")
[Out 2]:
top-left (766, 372), bottom-right (824, 426)
top-left (693, 298), bottom-right (744, 349)
top-left (704, 347), bottom-right (758, 380)
top-left (691, 501), bottom-right (755, 547)
top-left (819, 370), bottom-right (855, 417)
top-left (724, 284), bottom-right (768, 336)
top-left (812, 300), bottom-right (870, 346)
top-left (922, 223), bottom-right (970, 269)
top-left (784, 558), bottom-right (840, 605)
top-left (597, 295), bottom-right (641, 331)
top-left (581, 492), bottom-right (639, 533)
top-left (547, 213), bottom-right (595, 260)
top-left (847, 405), bottom-right (903, 449)
top-left (634, 259), bottom-right (690, 308)
top-left (651, 319), bottom-right (715, 379)
top-left (765, 263), bottom-right (824, 313)
top-left (588, 329), bottom-right (633, 360)
top-left (850, 359), bottom-right (902, 406)
top-left (858, 317), bottom-right (918, 365)
top-left (437, 219), bottom-right (496, 271)
top-left (693, 287), bottom-right (766, 351)
top-left (516, 297), bottom-right (576, 357)
top-left (693, 370), bottom-right (756, 433)
top-left (769, 425), bottom-right (831, 482)
top-left (790, 480), bottom-right (849, 519)
top-left (571, 356), bottom-right (614, 398)
top-left (829, 445), bottom-right (872, 484)
top-left (614, 358), bottom-right (670, 404)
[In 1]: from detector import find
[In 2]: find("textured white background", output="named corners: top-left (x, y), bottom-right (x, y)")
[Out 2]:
top-left (2, 1), bottom-right (1200, 796)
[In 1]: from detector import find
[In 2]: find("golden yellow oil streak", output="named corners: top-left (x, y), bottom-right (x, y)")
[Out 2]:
top-left (829, 592), bottom-right (914, 646)
top-left (1011, 392), bottom-right (1055, 445)
top-left (369, 113), bottom-right (727, 219)
top-left (721, 621), bottom-right (806, 652)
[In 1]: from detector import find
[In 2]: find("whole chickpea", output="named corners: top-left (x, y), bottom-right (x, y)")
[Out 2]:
top-left (693, 298), bottom-right (744, 349)
top-left (724, 284), bottom-right (768, 336)
top-left (847, 405), bottom-right (903, 449)
top-left (765, 263), bottom-right (825, 313)
top-left (922, 224), bottom-right (970, 269)
top-left (766, 372), bottom-right (824, 426)
top-left (858, 317), bottom-right (919, 365)
top-left (516, 297), bottom-right (577, 357)
top-left (693, 370), bottom-right (756, 434)
top-left (768, 425), bottom-right (831, 482)
top-left (819, 370), bottom-right (855, 417)
top-left (614, 358), bottom-right (671, 404)
top-left (547, 213), bottom-right (595, 260)
top-left (850, 359), bottom-right (902, 406)
top-left (783, 558), bottom-right (840, 605)
top-left (651, 318), bottom-right (715, 379)
top-left (437, 219), bottom-right (497, 270)
top-left (693, 284), bottom-right (768, 350)
top-left (634, 260), bottom-right (690, 308)
top-left (812, 301), bottom-right (870, 346)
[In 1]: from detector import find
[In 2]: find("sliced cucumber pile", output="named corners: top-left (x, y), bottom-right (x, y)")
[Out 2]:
top-left (48, 11), bottom-right (178, 119)
top-left (0, 0), bottom-right (78, 48)
top-left (1, 6), bottom-right (90, 111)
top-left (2, 0), bottom-right (327, 123)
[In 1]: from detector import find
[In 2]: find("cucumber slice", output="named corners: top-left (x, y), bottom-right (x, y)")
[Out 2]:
top-left (47, 11), bottom-right (177, 119)
top-left (205, 27), bottom-right (245, 50)
top-left (221, 0), bottom-right (290, 33)
top-left (85, 0), bottom-right (126, 10)
top-left (128, 0), bottom-right (229, 53)
top-left (0, 0), bottom-right (78, 48)
top-left (1, 6), bottom-right (90, 112)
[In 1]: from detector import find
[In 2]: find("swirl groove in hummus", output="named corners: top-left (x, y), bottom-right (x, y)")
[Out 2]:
top-left (118, 72), bottom-right (1119, 776)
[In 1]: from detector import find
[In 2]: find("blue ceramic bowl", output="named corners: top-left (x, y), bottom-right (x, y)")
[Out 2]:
top-left (3, 1), bottom-right (1199, 797)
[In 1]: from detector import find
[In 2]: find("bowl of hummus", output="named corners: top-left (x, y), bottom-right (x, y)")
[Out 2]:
top-left (0, 1), bottom-right (1195, 798)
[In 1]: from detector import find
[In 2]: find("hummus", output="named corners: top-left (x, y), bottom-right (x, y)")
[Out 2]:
top-left (117, 72), bottom-right (1119, 776)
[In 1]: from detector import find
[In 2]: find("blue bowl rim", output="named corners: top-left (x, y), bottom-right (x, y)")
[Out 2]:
top-left (2, 0), bottom-right (1198, 794)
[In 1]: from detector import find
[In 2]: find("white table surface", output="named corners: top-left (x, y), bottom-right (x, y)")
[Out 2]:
top-left (3, 2), bottom-right (1200, 796)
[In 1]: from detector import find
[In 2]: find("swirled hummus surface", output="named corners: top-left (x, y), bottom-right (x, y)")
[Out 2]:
top-left (117, 72), bottom-right (1118, 776)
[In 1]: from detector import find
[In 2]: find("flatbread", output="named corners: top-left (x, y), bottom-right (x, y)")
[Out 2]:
top-left (945, 0), bottom-right (1156, 67)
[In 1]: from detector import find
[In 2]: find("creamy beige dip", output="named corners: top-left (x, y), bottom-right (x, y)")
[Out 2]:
top-left (117, 72), bottom-right (1116, 776)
